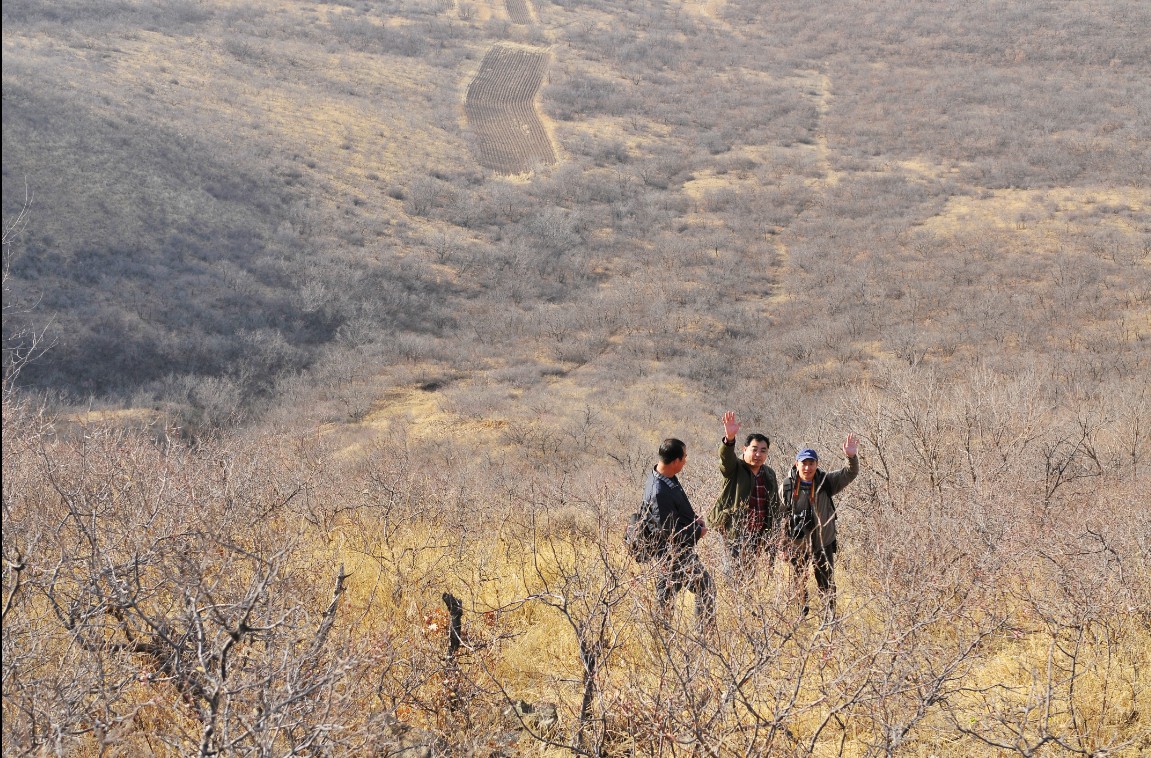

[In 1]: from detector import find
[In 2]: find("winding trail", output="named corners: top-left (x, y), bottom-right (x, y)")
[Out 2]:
top-left (810, 70), bottom-right (839, 187)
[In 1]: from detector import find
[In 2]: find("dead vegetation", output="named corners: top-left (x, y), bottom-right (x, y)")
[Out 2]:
top-left (4, 361), bottom-right (1148, 754)
top-left (3, 0), bottom-right (1151, 753)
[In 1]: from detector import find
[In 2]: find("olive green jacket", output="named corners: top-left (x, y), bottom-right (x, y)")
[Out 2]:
top-left (709, 439), bottom-right (782, 539)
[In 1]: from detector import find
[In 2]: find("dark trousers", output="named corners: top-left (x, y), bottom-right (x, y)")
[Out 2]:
top-left (725, 530), bottom-right (778, 580)
top-left (790, 540), bottom-right (837, 614)
top-left (656, 548), bottom-right (716, 632)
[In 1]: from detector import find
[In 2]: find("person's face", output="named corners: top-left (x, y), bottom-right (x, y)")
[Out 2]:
top-left (742, 440), bottom-right (769, 468)
top-left (669, 449), bottom-right (687, 476)
top-left (797, 458), bottom-right (818, 482)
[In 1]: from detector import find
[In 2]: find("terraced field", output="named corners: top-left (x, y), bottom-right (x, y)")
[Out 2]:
top-left (465, 44), bottom-right (555, 175)
top-left (505, 0), bottom-right (534, 25)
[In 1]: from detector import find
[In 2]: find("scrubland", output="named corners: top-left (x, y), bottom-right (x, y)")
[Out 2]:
top-left (3, 0), bottom-right (1150, 754)
top-left (4, 367), bottom-right (1148, 755)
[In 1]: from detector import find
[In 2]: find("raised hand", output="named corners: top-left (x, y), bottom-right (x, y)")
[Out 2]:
top-left (722, 411), bottom-right (741, 443)
top-left (843, 433), bottom-right (860, 458)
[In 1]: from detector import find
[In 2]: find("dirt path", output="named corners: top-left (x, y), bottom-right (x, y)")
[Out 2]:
top-left (798, 69), bottom-right (840, 188)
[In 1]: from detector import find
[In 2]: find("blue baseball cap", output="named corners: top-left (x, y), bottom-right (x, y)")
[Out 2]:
top-left (796, 448), bottom-right (819, 462)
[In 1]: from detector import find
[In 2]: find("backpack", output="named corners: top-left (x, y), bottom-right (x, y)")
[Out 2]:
top-left (624, 501), bottom-right (660, 563)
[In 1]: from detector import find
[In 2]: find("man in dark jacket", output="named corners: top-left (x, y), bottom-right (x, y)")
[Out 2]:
top-left (780, 434), bottom-right (860, 620)
top-left (643, 438), bottom-right (715, 633)
top-left (710, 411), bottom-right (782, 578)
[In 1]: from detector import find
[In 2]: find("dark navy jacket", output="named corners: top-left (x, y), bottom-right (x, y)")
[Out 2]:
top-left (643, 467), bottom-right (703, 553)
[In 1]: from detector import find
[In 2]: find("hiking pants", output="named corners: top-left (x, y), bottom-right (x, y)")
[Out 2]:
top-left (725, 530), bottom-right (777, 580)
top-left (812, 543), bottom-right (836, 595)
top-left (656, 548), bottom-right (716, 631)
top-left (790, 540), bottom-right (838, 613)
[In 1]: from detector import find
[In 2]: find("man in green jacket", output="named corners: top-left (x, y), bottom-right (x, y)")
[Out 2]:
top-left (710, 411), bottom-right (783, 579)
top-left (780, 435), bottom-right (860, 620)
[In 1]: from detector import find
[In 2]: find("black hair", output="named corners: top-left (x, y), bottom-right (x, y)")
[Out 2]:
top-left (744, 433), bottom-right (770, 448)
top-left (658, 438), bottom-right (687, 464)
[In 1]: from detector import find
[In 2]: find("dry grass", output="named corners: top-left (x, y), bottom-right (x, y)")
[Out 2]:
top-left (923, 187), bottom-right (1149, 237)
top-left (10, 366), bottom-right (1151, 755)
top-left (4, 0), bottom-right (1151, 753)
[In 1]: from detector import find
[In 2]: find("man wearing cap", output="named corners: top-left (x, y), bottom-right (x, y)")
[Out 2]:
top-left (643, 438), bottom-right (716, 633)
top-left (710, 411), bottom-right (783, 578)
top-left (780, 434), bottom-right (860, 619)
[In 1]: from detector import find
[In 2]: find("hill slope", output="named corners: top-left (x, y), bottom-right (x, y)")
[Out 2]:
top-left (3, 1), bottom-right (1150, 754)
